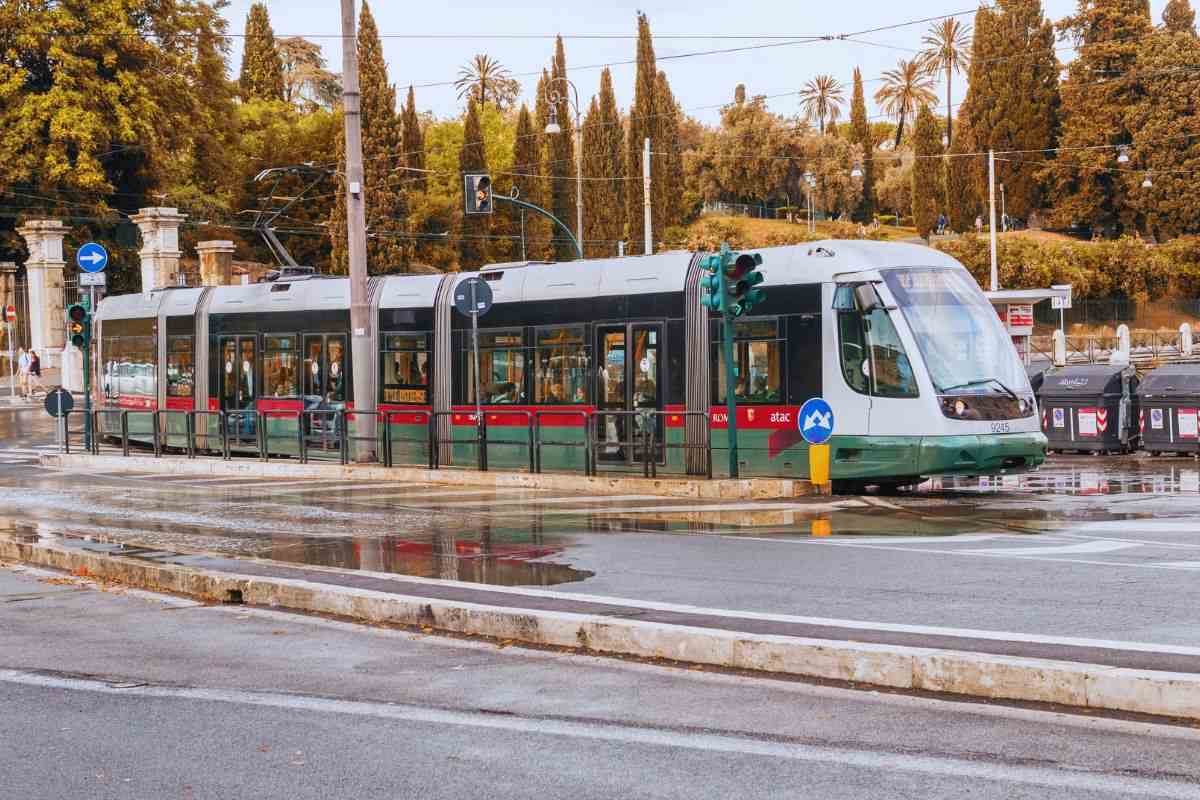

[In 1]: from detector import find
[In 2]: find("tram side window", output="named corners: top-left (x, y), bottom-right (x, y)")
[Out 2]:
top-left (835, 284), bottom-right (918, 398)
top-left (382, 333), bottom-right (429, 404)
top-left (465, 330), bottom-right (526, 404)
top-left (712, 319), bottom-right (783, 404)
top-left (263, 335), bottom-right (299, 398)
top-left (104, 335), bottom-right (156, 399)
top-left (534, 326), bottom-right (589, 404)
top-left (166, 337), bottom-right (194, 398)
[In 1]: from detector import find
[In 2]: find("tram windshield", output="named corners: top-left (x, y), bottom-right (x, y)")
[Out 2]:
top-left (882, 268), bottom-right (1032, 397)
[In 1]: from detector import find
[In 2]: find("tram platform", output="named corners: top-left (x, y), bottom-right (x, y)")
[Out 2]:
top-left (39, 451), bottom-right (823, 501)
top-left (5, 515), bottom-right (1199, 724)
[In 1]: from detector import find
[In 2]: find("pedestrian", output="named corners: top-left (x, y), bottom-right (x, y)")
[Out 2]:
top-left (936, 213), bottom-right (947, 235)
top-left (28, 349), bottom-right (41, 396)
top-left (975, 215), bottom-right (984, 235)
top-left (16, 347), bottom-right (29, 398)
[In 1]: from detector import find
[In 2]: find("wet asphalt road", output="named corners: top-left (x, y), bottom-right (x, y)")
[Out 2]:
top-left (2, 406), bottom-right (1200, 650)
top-left (3, 566), bottom-right (1199, 800)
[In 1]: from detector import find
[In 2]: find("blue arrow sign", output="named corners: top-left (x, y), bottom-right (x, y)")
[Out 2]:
top-left (798, 397), bottom-right (835, 445)
top-left (76, 242), bottom-right (108, 273)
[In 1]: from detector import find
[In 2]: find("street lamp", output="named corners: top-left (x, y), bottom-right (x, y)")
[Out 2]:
top-left (544, 77), bottom-right (582, 258)
top-left (802, 171), bottom-right (816, 234)
top-left (1142, 173), bottom-right (1154, 189)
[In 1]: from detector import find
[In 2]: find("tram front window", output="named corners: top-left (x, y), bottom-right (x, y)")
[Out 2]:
top-left (882, 268), bottom-right (1031, 398)
top-left (836, 288), bottom-right (917, 398)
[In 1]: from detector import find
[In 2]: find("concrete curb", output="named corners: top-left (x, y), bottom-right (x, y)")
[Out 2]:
top-left (40, 453), bottom-right (821, 500)
top-left (4, 536), bottom-right (1198, 721)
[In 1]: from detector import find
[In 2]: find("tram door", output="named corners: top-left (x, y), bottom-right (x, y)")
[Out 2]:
top-left (596, 323), bottom-right (662, 463)
top-left (303, 334), bottom-right (348, 404)
top-left (219, 336), bottom-right (257, 412)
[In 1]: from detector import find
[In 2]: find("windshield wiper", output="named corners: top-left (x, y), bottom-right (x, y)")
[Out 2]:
top-left (937, 378), bottom-right (1018, 400)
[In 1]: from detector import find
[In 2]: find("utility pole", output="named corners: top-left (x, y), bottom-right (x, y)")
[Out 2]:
top-left (988, 149), bottom-right (998, 292)
top-left (341, 0), bottom-right (375, 457)
top-left (643, 137), bottom-right (652, 255)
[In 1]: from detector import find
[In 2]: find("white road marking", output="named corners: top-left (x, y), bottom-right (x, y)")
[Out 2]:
top-left (1, 670), bottom-right (1196, 797)
top-left (963, 540), bottom-right (1143, 556)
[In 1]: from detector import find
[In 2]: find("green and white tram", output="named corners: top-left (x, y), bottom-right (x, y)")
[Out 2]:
top-left (92, 241), bottom-right (1046, 489)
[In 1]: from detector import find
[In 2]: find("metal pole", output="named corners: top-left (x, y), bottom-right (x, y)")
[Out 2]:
top-left (643, 137), bottom-right (652, 255)
top-left (520, 209), bottom-right (526, 262)
top-left (574, 115), bottom-right (583, 259)
top-left (83, 286), bottom-right (93, 451)
top-left (722, 299), bottom-right (739, 479)
top-left (989, 148), bottom-right (998, 292)
top-left (341, 0), bottom-right (376, 460)
top-left (5, 322), bottom-right (12, 403)
top-left (470, 281), bottom-right (484, 470)
top-left (1001, 183), bottom-right (1007, 232)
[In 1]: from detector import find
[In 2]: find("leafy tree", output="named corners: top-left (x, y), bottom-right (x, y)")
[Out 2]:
top-left (278, 37), bottom-right (340, 110)
top-left (329, 0), bottom-right (407, 274)
top-left (798, 75), bottom-right (845, 135)
top-left (239, 2), bottom-right (284, 102)
top-left (701, 92), bottom-right (793, 209)
top-left (455, 54), bottom-right (521, 111)
top-left (582, 68), bottom-right (624, 258)
top-left (547, 36), bottom-right (577, 260)
top-left (911, 106), bottom-right (943, 240)
top-left (874, 59), bottom-right (937, 147)
top-left (1125, 29), bottom-right (1200, 238)
top-left (876, 154), bottom-right (913, 221)
top-left (801, 133), bottom-right (864, 219)
top-left (1047, 0), bottom-right (1153, 232)
top-left (963, 0), bottom-right (1059, 221)
top-left (457, 101), bottom-right (489, 268)
top-left (919, 18), bottom-right (971, 146)
top-left (848, 67), bottom-right (875, 220)
top-left (1163, 0), bottom-right (1196, 32)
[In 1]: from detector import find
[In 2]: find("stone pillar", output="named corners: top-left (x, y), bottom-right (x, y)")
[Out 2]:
top-left (16, 220), bottom-right (67, 368)
top-left (196, 240), bottom-right (235, 286)
top-left (131, 207), bottom-right (186, 291)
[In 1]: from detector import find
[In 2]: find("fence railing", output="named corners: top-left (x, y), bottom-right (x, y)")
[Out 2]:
top-left (60, 406), bottom-right (716, 479)
top-left (1029, 331), bottom-right (1199, 367)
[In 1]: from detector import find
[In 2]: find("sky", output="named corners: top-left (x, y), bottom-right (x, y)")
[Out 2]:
top-left (219, 1), bottom-right (1172, 125)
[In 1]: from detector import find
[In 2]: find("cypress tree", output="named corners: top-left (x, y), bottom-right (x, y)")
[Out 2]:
top-left (655, 71), bottom-right (685, 231)
top-left (1163, 0), bottom-right (1196, 32)
top-left (911, 106), bottom-right (943, 240)
top-left (238, 3), bottom-right (285, 102)
top-left (582, 68), bottom-right (625, 259)
top-left (1125, 30), bottom-right (1200, 238)
top-left (401, 86), bottom-right (425, 192)
top-left (963, 0), bottom-right (1058, 222)
top-left (458, 101), bottom-right (490, 268)
top-left (531, 70), bottom-right (554, 260)
top-left (548, 36), bottom-right (577, 260)
top-left (944, 116), bottom-right (980, 232)
top-left (626, 12), bottom-right (658, 253)
top-left (1048, 0), bottom-right (1152, 232)
top-left (330, 1), bottom-right (407, 273)
top-left (511, 105), bottom-right (548, 260)
top-left (848, 67), bottom-right (875, 221)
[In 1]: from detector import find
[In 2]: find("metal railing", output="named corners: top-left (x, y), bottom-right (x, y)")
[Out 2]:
top-left (66, 405), bottom-right (717, 480)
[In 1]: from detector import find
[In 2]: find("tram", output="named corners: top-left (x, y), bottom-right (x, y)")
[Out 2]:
top-left (92, 241), bottom-right (1047, 490)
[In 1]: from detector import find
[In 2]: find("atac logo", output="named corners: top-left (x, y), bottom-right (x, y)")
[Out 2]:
top-left (747, 408), bottom-right (755, 423)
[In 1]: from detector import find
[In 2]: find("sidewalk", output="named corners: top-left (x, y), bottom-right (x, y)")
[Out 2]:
top-left (5, 528), bottom-right (1198, 721)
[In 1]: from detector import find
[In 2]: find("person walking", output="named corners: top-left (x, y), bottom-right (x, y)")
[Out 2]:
top-left (27, 350), bottom-right (42, 397)
top-left (936, 213), bottom-right (947, 236)
top-left (975, 215), bottom-right (984, 235)
top-left (16, 347), bottom-right (30, 398)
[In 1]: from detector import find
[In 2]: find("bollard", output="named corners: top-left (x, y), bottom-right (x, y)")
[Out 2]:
top-left (808, 443), bottom-right (831, 494)
top-left (1116, 323), bottom-right (1131, 359)
top-left (1053, 329), bottom-right (1067, 367)
top-left (1182, 323), bottom-right (1193, 357)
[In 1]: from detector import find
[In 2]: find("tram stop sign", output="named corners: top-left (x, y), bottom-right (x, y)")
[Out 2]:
top-left (44, 387), bottom-right (74, 418)
top-left (799, 397), bottom-right (835, 445)
top-left (453, 277), bottom-right (493, 317)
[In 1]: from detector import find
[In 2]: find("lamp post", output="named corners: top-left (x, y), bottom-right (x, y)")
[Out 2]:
top-left (803, 171), bottom-right (816, 234)
top-left (544, 77), bottom-right (583, 258)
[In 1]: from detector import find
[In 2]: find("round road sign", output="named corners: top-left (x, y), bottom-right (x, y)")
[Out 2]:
top-left (44, 387), bottom-right (74, 418)
top-left (453, 277), bottom-right (493, 316)
top-left (798, 397), bottom-right (835, 445)
top-left (76, 242), bottom-right (109, 273)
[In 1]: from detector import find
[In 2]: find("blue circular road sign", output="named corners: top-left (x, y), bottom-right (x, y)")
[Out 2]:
top-left (76, 242), bottom-right (108, 273)
top-left (798, 397), bottom-right (835, 445)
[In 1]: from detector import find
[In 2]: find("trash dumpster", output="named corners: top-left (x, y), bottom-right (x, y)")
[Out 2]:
top-left (1137, 364), bottom-right (1200, 456)
top-left (1040, 364), bottom-right (1139, 454)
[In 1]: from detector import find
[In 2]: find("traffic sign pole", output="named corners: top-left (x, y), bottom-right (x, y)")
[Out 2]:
top-left (799, 397), bottom-right (836, 494)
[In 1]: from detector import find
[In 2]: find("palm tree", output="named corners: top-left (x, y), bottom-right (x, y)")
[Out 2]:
top-left (798, 75), bottom-right (845, 135)
top-left (874, 59), bottom-right (938, 148)
top-left (454, 54), bottom-right (514, 107)
top-left (919, 19), bottom-right (971, 146)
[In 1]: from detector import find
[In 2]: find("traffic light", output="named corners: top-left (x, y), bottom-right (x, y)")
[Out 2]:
top-left (67, 302), bottom-right (91, 349)
top-left (699, 254), bottom-right (725, 313)
top-left (726, 252), bottom-right (765, 317)
top-left (463, 173), bottom-right (493, 215)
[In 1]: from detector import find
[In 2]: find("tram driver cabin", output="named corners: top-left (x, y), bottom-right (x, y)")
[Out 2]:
top-left (93, 241), bottom-right (1047, 490)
